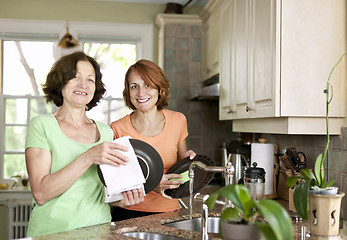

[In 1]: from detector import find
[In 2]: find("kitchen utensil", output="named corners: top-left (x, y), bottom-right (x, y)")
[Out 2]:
top-left (244, 162), bottom-right (265, 200)
top-left (279, 155), bottom-right (296, 174)
top-left (164, 154), bottom-right (215, 198)
top-left (97, 139), bottom-right (164, 194)
top-left (285, 148), bottom-right (306, 171)
top-left (229, 153), bottom-right (248, 184)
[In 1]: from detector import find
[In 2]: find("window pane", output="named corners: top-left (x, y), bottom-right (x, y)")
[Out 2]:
top-left (83, 43), bottom-right (136, 98)
top-left (5, 98), bottom-right (28, 124)
top-left (4, 154), bottom-right (26, 178)
top-left (3, 41), bottom-right (55, 95)
top-left (86, 99), bottom-right (130, 124)
top-left (110, 99), bottom-right (131, 122)
top-left (5, 126), bottom-right (26, 151)
top-left (29, 98), bottom-right (54, 118)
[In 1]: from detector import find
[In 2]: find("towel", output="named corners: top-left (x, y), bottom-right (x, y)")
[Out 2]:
top-left (99, 136), bottom-right (146, 203)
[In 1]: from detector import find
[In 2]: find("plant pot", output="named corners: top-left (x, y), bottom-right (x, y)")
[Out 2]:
top-left (221, 221), bottom-right (261, 240)
top-left (308, 191), bottom-right (345, 237)
top-left (309, 186), bottom-right (338, 195)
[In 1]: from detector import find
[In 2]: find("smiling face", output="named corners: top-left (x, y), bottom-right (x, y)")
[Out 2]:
top-left (128, 71), bottom-right (159, 113)
top-left (61, 61), bottom-right (96, 108)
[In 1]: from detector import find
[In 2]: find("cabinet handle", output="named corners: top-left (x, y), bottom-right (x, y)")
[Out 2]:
top-left (226, 108), bottom-right (235, 114)
top-left (245, 106), bottom-right (253, 112)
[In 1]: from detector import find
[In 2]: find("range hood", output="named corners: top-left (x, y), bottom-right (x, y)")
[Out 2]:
top-left (189, 74), bottom-right (219, 101)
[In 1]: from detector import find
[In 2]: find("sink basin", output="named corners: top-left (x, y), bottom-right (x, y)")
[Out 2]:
top-left (122, 232), bottom-right (187, 240)
top-left (163, 217), bottom-right (220, 233)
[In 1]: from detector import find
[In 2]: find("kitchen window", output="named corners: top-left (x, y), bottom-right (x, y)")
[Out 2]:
top-left (0, 19), bottom-right (153, 180)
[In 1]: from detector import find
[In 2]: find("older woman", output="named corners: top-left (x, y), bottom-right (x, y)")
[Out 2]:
top-left (25, 52), bottom-right (144, 237)
top-left (110, 59), bottom-right (196, 221)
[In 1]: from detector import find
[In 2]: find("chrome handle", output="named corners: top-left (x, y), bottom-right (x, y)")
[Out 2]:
top-left (245, 106), bottom-right (253, 112)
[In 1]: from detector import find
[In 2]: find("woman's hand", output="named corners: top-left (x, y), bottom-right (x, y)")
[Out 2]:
top-left (110, 188), bottom-right (145, 207)
top-left (121, 188), bottom-right (145, 206)
top-left (154, 173), bottom-right (185, 199)
top-left (184, 150), bottom-right (196, 160)
top-left (177, 139), bottom-right (196, 161)
top-left (82, 142), bottom-right (129, 167)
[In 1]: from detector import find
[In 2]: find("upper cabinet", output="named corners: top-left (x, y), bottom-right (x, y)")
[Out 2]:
top-left (200, 1), bottom-right (223, 81)
top-left (218, 0), bottom-right (346, 134)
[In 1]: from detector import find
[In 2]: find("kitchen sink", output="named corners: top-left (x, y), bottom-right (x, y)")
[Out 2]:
top-left (122, 232), bottom-right (187, 240)
top-left (163, 217), bottom-right (220, 233)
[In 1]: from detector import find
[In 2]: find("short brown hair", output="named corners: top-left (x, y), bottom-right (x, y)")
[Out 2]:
top-left (123, 59), bottom-right (170, 110)
top-left (42, 51), bottom-right (105, 111)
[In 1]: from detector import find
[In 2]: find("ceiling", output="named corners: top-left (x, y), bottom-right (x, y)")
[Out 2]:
top-left (92, 0), bottom-right (208, 6)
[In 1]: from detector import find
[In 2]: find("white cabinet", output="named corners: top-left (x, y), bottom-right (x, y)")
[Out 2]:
top-left (219, 0), bottom-right (346, 134)
top-left (201, 0), bottom-right (223, 81)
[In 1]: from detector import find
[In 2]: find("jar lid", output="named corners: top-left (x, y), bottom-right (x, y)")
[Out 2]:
top-left (245, 162), bottom-right (265, 179)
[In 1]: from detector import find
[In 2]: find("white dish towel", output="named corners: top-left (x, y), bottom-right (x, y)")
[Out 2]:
top-left (99, 136), bottom-right (146, 203)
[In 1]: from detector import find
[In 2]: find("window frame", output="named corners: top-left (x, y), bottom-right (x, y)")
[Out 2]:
top-left (0, 18), bottom-right (153, 179)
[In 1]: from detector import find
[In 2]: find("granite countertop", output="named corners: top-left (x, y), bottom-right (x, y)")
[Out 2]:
top-left (20, 186), bottom-right (347, 240)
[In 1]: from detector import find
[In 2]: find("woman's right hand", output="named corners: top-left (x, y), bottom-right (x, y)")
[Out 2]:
top-left (82, 142), bottom-right (129, 167)
top-left (26, 141), bottom-right (130, 205)
top-left (154, 173), bottom-right (185, 199)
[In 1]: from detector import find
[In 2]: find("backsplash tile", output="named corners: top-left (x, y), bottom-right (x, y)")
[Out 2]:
top-left (163, 22), bottom-right (233, 165)
top-left (262, 128), bottom-right (347, 219)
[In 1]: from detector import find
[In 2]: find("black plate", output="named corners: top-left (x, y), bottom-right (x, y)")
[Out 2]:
top-left (97, 139), bottom-right (164, 194)
top-left (164, 154), bottom-right (215, 198)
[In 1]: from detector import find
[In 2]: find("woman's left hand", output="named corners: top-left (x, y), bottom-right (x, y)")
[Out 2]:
top-left (121, 188), bottom-right (145, 206)
top-left (184, 150), bottom-right (196, 160)
top-left (111, 188), bottom-right (145, 207)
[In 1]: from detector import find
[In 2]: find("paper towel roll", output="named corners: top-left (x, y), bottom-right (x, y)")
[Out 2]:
top-left (251, 143), bottom-right (274, 195)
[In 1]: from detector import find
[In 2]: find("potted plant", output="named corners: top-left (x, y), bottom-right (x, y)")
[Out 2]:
top-left (286, 53), bottom-right (346, 236)
top-left (205, 184), bottom-right (293, 240)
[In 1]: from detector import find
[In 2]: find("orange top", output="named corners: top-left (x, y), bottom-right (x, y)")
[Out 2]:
top-left (110, 109), bottom-right (188, 212)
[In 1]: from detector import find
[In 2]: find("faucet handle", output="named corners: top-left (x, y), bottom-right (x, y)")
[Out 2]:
top-left (194, 193), bottom-right (210, 203)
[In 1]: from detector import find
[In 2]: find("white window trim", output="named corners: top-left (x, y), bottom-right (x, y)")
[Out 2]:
top-left (0, 18), bottom-right (153, 60)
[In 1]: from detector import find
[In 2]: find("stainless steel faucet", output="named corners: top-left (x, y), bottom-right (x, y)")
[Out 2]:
top-left (189, 161), bottom-right (234, 240)
top-left (188, 161), bottom-right (234, 186)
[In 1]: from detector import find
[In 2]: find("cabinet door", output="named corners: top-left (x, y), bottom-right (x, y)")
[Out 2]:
top-left (224, 0), bottom-right (278, 120)
top-left (248, 0), bottom-right (278, 118)
top-left (219, 1), bottom-right (234, 120)
top-left (202, 10), bottom-right (221, 81)
top-left (231, 0), bottom-right (249, 119)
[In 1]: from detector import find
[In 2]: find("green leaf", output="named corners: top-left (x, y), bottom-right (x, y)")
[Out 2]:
top-left (254, 222), bottom-right (277, 240)
top-left (286, 175), bottom-right (303, 188)
top-left (314, 154), bottom-right (323, 187)
top-left (236, 186), bottom-right (254, 219)
top-left (293, 181), bottom-right (311, 220)
top-left (321, 179), bottom-right (335, 189)
top-left (220, 207), bottom-right (239, 222)
top-left (300, 169), bottom-right (316, 181)
top-left (215, 185), bottom-right (247, 210)
top-left (205, 193), bottom-right (219, 210)
top-left (256, 199), bottom-right (293, 240)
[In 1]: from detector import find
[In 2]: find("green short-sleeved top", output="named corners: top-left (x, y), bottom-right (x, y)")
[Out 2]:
top-left (25, 113), bottom-right (113, 237)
